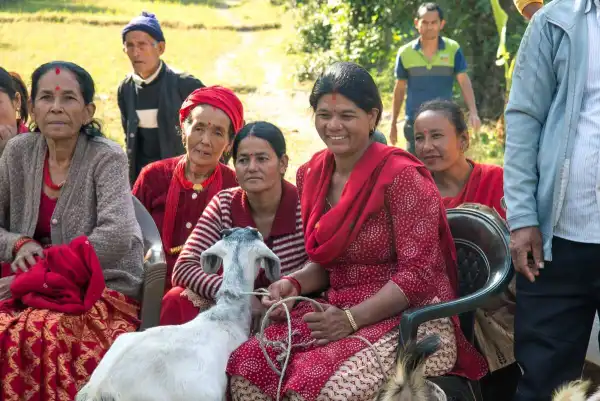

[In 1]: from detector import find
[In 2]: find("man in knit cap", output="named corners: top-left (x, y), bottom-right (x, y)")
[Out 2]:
top-left (118, 11), bottom-right (204, 184)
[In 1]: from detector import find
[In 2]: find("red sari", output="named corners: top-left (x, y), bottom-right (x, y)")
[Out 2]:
top-left (132, 155), bottom-right (238, 291)
top-left (227, 143), bottom-right (487, 401)
top-left (442, 161), bottom-right (505, 219)
top-left (0, 236), bottom-right (139, 401)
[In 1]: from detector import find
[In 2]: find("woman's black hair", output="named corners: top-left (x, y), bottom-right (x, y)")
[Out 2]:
top-left (309, 61), bottom-right (383, 133)
top-left (29, 61), bottom-right (103, 137)
top-left (232, 121), bottom-right (286, 161)
top-left (0, 67), bottom-right (26, 125)
top-left (9, 72), bottom-right (29, 124)
top-left (415, 99), bottom-right (467, 135)
top-left (417, 2), bottom-right (444, 20)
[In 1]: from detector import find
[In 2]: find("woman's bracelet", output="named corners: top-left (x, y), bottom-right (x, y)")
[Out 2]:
top-left (281, 275), bottom-right (302, 295)
top-left (344, 309), bottom-right (359, 332)
top-left (12, 237), bottom-right (35, 258)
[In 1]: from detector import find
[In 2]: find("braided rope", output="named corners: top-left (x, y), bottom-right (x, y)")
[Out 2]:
top-left (243, 290), bottom-right (388, 401)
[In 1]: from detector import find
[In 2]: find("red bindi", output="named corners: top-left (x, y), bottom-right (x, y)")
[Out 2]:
top-left (55, 86), bottom-right (61, 91)
top-left (55, 68), bottom-right (61, 75)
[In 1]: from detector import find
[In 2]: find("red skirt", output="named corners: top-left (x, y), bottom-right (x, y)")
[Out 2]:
top-left (0, 289), bottom-right (139, 401)
top-left (160, 286), bottom-right (204, 326)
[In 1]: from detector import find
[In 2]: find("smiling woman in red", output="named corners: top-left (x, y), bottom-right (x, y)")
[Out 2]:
top-left (414, 99), bottom-right (515, 401)
top-left (226, 62), bottom-right (486, 401)
top-left (132, 86), bottom-right (242, 292)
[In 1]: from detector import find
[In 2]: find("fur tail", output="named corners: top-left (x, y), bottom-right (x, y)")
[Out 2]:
top-left (552, 380), bottom-right (591, 401)
top-left (376, 334), bottom-right (441, 401)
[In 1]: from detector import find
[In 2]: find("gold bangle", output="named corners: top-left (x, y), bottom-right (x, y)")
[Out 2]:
top-left (344, 309), bottom-right (358, 332)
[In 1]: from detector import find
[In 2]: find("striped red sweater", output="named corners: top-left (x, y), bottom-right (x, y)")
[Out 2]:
top-left (172, 180), bottom-right (308, 300)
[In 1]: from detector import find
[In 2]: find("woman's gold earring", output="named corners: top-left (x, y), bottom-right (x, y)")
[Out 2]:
top-left (15, 110), bottom-right (21, 121)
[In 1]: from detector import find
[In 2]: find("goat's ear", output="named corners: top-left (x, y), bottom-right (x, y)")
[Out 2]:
top-left (256, 244), bottom-right (281, 282)
top-left (201, 241), bottom-right (227, 274)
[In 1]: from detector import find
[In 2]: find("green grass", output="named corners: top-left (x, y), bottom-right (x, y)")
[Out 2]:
top-left (0, 0), bottom-right (501, 182)
top-left (0, 21), bottom-right (242, 145)
top-left (0, 0), bottom-right (284, 28)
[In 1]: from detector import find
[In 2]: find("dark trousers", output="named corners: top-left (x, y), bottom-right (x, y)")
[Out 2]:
top-left (404, 120), bottom-right (416, 155)
top-left (514, 237), bottom-right (600, 401)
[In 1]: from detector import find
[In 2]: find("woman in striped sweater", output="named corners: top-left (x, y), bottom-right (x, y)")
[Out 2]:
top-left (160, 121), bottom-right (308, 327)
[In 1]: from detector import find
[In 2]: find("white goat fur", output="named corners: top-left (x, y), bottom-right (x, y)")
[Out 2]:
top-left (552, 380), bottom-right (600, 401)
top-left (376, 334), bottom-right (442, 401)
top-left (76, 227), bottom-right (281, 401)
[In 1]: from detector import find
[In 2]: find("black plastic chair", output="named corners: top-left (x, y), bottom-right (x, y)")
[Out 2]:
top-left (132, 195), bottom-right (167, 331)
top-left (399, 204), bottom-right (514, 401)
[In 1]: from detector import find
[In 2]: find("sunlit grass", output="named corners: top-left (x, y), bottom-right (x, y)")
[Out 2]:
top-left (0, 21), bottom-right (241, 145)
top-left (0, 0), bottom-right (284, 28)
top-left (0, 0), bottom-right (500, 183)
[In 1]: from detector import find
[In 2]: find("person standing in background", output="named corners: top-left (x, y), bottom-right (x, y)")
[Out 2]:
top-left (118, 12), bottom-right (204, 184)
top-left (505, 0), bottom-right (600, 399)
top-left (390, 2), bottom-right (480, 154)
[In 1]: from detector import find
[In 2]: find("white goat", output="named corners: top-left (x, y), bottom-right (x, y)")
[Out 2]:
top-left (76, 227), bottom-right (281, 401)
top-left (376, 334), bottom-right (446, 401)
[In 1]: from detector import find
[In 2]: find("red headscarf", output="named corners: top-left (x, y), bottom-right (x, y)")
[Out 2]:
top-left (179, 85), bottom-right (244, 134)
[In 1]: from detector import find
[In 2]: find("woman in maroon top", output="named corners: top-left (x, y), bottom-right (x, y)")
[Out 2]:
top-left (132, 86), bottom-right (243, 291)
top-left (160, 122), bottom-right (308, 328)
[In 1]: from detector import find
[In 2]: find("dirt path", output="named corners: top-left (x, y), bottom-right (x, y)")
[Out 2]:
top-left (212, 2), bottom-right (317, 180)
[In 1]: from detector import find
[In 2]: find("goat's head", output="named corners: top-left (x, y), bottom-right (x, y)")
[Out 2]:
top-left (376, 334), bottom-right (445, 401)
top-left (201, 227), bottom-right (281, 288)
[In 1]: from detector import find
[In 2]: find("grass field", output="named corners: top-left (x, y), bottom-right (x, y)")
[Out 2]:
top-left (0, 0), bottom-right (499, 181)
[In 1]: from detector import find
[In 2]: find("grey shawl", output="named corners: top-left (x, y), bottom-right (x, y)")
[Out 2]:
top-left (0, 133), bottom-right (143, 299)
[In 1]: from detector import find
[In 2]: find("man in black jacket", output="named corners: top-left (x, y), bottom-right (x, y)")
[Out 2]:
top-left (118, 12), bottom-right (204, 184)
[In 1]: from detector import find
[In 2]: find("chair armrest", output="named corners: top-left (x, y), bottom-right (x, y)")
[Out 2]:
top-left (139, 246), bottom-right (167, 331)
top-left (399, 266), bottom-right (513, 345)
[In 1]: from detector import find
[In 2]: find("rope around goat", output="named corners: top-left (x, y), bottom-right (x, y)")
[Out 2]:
top-left (242, 289), bottom-right (388, 401)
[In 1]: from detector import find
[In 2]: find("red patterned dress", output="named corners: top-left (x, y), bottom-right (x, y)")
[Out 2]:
top-left (226, 143), bottom-right (487, 401)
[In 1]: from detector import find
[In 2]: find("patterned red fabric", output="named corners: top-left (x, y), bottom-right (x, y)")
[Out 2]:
top-left (0, 237), bottom-right (139, 401)
top-left (442, 161), bottom-right (505, 219)
top-left (227, 145), bottom-right (487, 401)
top-left (132, 156), bottom-right (238, 291)
top-left (301, 142), bottom-right (457, 290)
top-left (7, 236), bottom-right (105, 314)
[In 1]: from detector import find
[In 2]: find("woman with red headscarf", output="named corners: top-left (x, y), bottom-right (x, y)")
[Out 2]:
top-left (132, 86), bottom-right (243, 292)
top-left (226, 62), bottom-right (486, 401)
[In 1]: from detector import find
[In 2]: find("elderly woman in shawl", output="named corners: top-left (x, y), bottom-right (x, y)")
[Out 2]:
top-left (0, 61), bottom-right (142, 401)
top-left (226, 62), bottom-right (487, 401)
top-left (132, 85), bottom-right (243, 292)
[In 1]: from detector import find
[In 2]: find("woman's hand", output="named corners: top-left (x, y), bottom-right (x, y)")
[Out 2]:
top-left (251, 295), bottom-right (267, 334)
top-left (303, 304), bottom-right (354, 346)
top-left (11, 241), bottom-right (44, 273)
top-left (262, 279), bottom-right (299, 321)
top-left (0, 276), bottom-right (14, 301)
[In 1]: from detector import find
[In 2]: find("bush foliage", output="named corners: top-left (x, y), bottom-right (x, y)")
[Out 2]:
top-left (291, 0), bottom-right (529, 122)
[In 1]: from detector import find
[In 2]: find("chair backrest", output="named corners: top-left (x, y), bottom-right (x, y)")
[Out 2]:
top-left (132, 195), bottom-right (167, 330)
top-left (446, 203), bottom-right (511, 343)
top-left (132, 196), bottom-right (162, 255)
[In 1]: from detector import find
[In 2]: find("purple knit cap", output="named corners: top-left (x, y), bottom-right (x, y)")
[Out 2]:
top-left (122, 11), bottom-right (165, 43)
